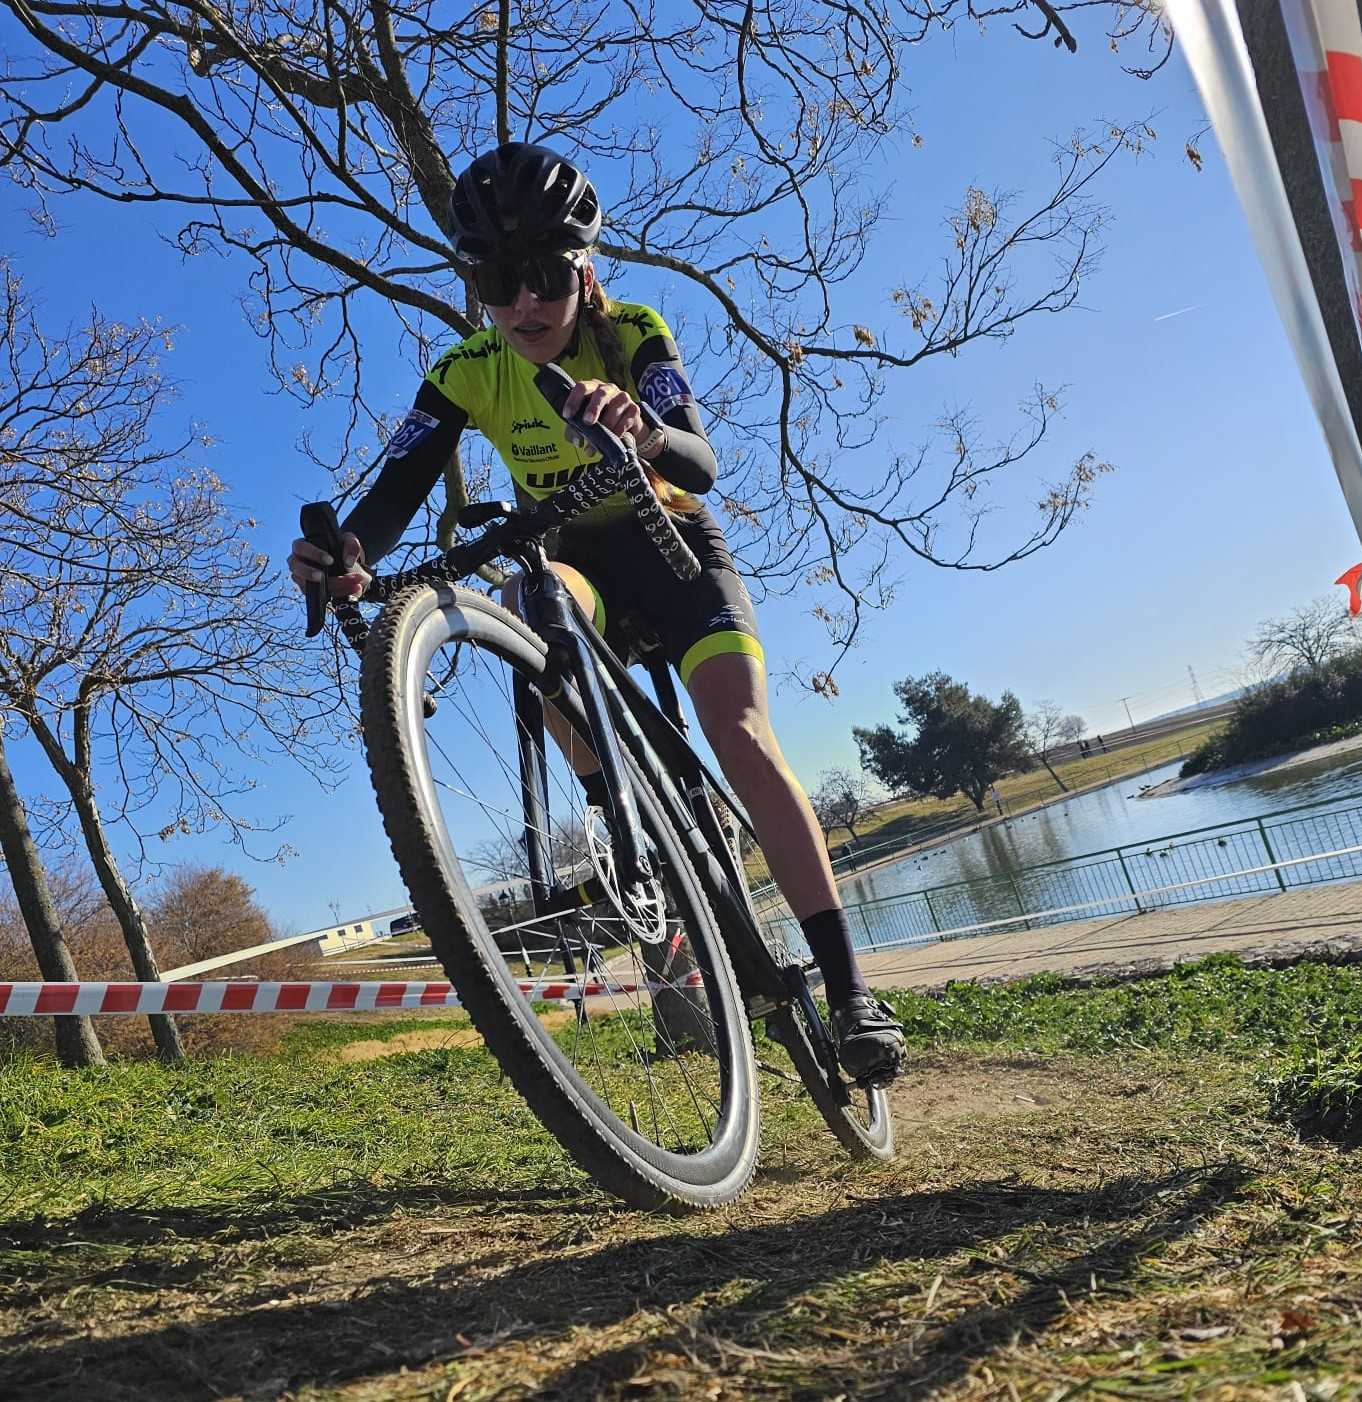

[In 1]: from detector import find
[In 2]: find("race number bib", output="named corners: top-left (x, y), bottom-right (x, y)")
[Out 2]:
top-left (637, 362), bottom-right (695, 418)
top-left (385, 408), bottom-right (440, 459)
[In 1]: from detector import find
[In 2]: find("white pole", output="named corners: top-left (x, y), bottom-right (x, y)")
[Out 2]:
top-left (1170, 0), bottom-right (1362, 544)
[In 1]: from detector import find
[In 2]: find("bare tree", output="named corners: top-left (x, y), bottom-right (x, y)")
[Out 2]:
top-left (0, 731), bottom-right (105, 1066)
top-left (0, 261), bottom-right (346, 1060)
top-left (1057, 711), bottom-right (1087, 743)
top-left (1025, 698), bottom-right (1085, 792)
top-left (148, 864), bottom-right (278, 970)
top-left (0, 0), bottom-right (1164, 682)
top-left (1247, 596), bottom-right (1359, 679)
top-left (809, 765), bottom-right (879, 841)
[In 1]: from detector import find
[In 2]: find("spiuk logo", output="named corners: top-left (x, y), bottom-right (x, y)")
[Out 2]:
top-left (612, 309), bottom-right (653, 335)
top-left (512, 416), bottom-right (550, 433)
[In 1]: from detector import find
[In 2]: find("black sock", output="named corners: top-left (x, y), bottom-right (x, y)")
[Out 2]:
top-left (799, 908), bottom-right (869, 1005)
top-left (579, 768), bottom-right (609, 809)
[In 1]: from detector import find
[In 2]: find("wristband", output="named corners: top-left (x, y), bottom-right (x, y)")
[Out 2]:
top-left (636, 424), bottom-right (667, 460)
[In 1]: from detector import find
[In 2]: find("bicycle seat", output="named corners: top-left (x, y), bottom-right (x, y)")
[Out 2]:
top-left (616, 611), bottom-right (665, 668)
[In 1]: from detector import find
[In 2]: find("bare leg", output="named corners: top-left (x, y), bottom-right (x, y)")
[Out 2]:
top-left (685, 651), bottom-right (837, 922)
top-left (689, 652), bottom-right (904, 1074)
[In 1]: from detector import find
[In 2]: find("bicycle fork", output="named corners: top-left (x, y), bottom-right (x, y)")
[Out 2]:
top-left (517, 564), bottom-right (653, 890)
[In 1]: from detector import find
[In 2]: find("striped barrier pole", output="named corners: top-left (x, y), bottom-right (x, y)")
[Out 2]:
top-left (0, 973), bottom-right (704, 1018)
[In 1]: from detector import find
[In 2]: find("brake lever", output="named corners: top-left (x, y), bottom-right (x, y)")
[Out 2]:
top-left (457, 499), bottom-right (518, 530)
top-left (299, 501), bottom-right (347, 638)
top-left (533, 362), bottom-right (628, 460)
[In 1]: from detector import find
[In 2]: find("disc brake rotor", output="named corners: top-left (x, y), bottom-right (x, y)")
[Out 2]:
top-left (584, 807), bottom-right (667, 944)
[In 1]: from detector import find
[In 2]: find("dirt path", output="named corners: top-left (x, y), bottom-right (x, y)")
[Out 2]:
top-left (334, 1009), bottom-right (581, 1062)
top-left (885, 1054), bottom-right (1094, 1132)
top-left (12, 1050), bottom-right (1352, 1401)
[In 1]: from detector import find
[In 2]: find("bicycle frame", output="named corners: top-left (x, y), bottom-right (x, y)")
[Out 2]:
top-left (511, 547), bottom-right (791, 1020)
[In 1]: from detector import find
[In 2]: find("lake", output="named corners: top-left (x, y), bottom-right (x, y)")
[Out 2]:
top-left (839, 746), bottom-right (1362, 910)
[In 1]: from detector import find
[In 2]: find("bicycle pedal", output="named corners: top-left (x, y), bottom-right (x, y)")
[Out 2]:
top-left (854, 1055), bottom-right (905, 1092)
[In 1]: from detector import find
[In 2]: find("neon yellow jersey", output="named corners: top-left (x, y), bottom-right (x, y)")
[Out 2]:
top-left (424, 301), bottom-right (672, 514)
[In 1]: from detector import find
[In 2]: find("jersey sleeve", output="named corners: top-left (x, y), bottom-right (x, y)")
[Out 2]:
top-left (621, 305), bottom-right (718, 495)
top-left (341, 379), bottom-right (467, 565)
top-left (424, 334), bottom-right (489, 419)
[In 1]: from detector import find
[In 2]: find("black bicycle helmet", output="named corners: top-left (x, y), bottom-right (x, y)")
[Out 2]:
top-left (450, 142), bottom-right (602, 260)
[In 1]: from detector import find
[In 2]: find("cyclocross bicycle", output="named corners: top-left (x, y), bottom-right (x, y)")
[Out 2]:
top-left (301, 362), bottom-right (894, 1210)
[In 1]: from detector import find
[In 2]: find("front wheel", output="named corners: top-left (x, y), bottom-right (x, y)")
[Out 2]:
top-left (359, 583), bottom-right (761, 1211)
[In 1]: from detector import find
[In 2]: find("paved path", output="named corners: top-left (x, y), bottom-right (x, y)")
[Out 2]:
top-left (857, 882), bottom-right (1362, 992)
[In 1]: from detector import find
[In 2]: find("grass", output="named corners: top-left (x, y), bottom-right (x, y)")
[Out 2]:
top-left (3, 952), bottom-right (1361, 1399)
top-left (879, 951), bottom-right (1362, 1060)
top-left (1263, 1042), bottom-right (1362, 1144)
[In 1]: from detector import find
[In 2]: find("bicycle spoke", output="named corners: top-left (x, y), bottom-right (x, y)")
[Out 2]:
top-left (411, 626), bottom-right (732, 1160)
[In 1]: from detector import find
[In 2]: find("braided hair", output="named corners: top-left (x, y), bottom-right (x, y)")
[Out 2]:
top-left (579, 269), bottom-right (699, 515)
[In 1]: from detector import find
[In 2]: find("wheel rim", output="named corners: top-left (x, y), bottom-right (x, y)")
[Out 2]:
top-left (394, 593), bottom-right (751, 1174)
top-left (782, 995), bottom-right (894, 1156)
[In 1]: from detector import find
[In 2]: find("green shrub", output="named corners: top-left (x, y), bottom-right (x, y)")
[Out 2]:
top-left (1180, 648), bottom-right (1362, 777)
top-left (878, 953), bottom-right (1362, 1058)
top-left (1261, 1042), bottom-right (1362, 1144)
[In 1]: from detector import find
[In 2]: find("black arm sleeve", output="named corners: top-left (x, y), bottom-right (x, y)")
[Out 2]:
top-left (629, 334), bottom-right (718, 495)
top-left (341, 380), bottom-right (467, 565)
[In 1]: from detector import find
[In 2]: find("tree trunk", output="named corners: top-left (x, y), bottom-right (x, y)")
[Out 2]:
top-left (69, 784), bottom-right (185, 1062)
top-left (1037, 752), bottom-right (1070, 794)
top-left (0, 735), bottom-right (105, 1067)
top-left (29, 709), bottom-right (185, 1062)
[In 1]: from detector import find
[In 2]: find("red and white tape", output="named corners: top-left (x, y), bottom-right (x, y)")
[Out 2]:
top-left (0, 973), bottom-right (703, 1018)
top-left (1290, 0), bottom-right (1362, 314)
top-left (1290, 0), bottom-right (1362, 607)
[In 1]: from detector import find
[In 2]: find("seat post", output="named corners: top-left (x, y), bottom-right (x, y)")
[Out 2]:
top-left (642, 649), bottom-right (687, 736)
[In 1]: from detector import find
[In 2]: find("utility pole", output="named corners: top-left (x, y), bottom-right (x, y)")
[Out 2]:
top-left (1188, 665), bottom-right (1205, 709)
top-left (1118, 696), bottom-right (1136, 731)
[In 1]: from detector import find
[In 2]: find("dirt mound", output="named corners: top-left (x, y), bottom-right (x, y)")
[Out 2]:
top-left (886, 1055), bottom-right (1111, 1130)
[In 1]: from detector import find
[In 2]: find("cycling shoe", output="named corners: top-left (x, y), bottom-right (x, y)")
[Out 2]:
top-left (830, 993), bottom-right (905, 1085)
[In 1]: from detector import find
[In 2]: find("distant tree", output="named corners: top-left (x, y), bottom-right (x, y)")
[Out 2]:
top-left (147, 865), bottom-right (277, 971)
top-left (1025, 699), bottom-right (1087, 793)
top-left (1058, 713), bottom-right (1088, 743)
top-left (1248, 596), bottom-right (1358, 678)
top-left (809, 767), bottom-right (879, 841)
top-left (854, 672), bottom-right (1030, 812)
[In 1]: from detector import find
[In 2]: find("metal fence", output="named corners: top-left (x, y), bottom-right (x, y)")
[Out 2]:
top-left (763, 794), bottom-right (1362, 957)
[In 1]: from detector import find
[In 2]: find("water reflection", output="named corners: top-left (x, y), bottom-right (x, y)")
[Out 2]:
top-left (840, 749), bottom-right (1362, 913)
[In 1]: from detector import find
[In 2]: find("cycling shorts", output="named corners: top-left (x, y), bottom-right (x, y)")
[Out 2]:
top-left (554, 505), bottom-right (763, 689)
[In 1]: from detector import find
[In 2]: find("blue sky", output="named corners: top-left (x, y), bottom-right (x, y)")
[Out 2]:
top-left (3, 19), bottom-right (1358, 934)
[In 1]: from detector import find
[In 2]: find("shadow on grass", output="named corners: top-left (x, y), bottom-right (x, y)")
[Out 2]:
top-left (0, 1181), bottom-right (599, 1306)
top-left (0, 1162), bottom-right (1250, 1401)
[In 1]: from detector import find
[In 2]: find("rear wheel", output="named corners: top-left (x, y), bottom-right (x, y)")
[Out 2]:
top-left (709, 790), bottom-right (895, 1163)
top-left (359, 583), bottom-right (760, 1210)
top-left (768, 991), bottom-right (894, 1161)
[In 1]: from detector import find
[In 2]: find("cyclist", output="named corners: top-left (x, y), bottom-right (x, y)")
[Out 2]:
top-left (288, 143), bottom-right (904, 1083)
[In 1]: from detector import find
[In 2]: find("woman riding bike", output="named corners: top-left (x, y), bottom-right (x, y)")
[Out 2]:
top-left (287, 142), bottom-right (904, 1083)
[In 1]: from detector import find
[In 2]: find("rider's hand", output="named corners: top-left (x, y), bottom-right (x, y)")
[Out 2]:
top-left (288, 532), bottom-right (371, 602)
top-left (562, 378), bottom-right (645, 444)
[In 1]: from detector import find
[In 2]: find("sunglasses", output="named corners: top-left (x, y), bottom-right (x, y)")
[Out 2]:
top-left (472, 254), bottom-right (581, 306)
